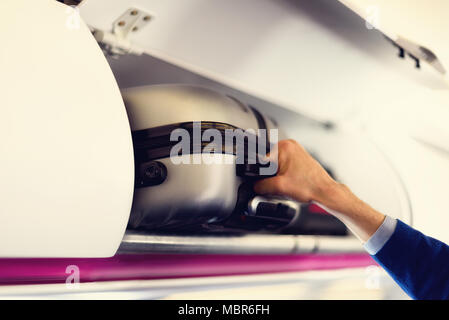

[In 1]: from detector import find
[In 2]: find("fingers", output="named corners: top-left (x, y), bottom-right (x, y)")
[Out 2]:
top-left (253, 139), bottom-right (301, 196)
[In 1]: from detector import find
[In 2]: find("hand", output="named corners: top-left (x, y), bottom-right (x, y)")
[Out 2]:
top-left (254, 139), bottom-right (338, 204)
top-left (254, 139), bottom-right (386, 241)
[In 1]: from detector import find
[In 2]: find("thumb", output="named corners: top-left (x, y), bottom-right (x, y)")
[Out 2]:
top-left (253, 176), bottom-right (283, 195)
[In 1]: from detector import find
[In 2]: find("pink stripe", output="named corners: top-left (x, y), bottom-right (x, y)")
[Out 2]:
top-left (0, 254), bottom-right (375, 285)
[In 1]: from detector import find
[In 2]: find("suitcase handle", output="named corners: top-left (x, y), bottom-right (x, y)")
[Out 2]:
top-left (236, 162), bottom-right (277, 179)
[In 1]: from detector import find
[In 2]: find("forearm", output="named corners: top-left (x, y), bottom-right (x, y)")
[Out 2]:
top-left (255, 139), bottom-right (449, 299)
top-left (317, 181), bottom-right (449, 299)
top-left (312, 180), bottom-right (386, 242)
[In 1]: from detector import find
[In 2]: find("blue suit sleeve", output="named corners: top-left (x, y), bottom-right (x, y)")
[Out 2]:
top-left (372, 219), bottom-right (449, 300)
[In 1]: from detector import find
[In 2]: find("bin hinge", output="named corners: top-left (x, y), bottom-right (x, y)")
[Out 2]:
top-left (92, 8), bottom-right (152, 57)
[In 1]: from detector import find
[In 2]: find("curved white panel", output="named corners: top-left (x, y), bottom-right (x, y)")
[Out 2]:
top-left (0, 0), bottom-right (134, 257)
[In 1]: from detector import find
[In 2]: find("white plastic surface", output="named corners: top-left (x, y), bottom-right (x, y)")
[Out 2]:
top-left (79, 0), bottom-right (449, 123)
top-left (0, 0), bottom-right (134, 257)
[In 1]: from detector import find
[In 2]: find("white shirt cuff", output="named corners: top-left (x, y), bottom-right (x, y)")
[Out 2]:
top-left (364, 215), bottom-right (397, 255)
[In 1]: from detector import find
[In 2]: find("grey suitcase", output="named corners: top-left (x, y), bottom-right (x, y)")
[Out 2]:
top-left (123, 84), bottom-right (303, 232)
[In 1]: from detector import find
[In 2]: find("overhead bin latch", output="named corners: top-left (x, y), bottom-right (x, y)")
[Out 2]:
top-left (92, 8), bottom-right (152, 57)
top-left (384, 36), bottom-right (446, 75)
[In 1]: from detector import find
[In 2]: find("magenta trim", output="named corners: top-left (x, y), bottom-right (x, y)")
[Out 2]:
top-left (0, 253), bottom-right (375, 285)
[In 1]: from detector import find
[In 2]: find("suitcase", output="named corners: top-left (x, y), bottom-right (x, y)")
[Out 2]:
top-left (122, 84), bottom-right (304, 232)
